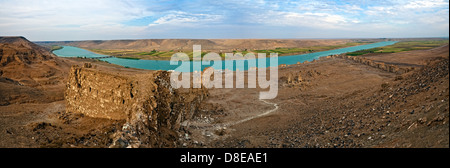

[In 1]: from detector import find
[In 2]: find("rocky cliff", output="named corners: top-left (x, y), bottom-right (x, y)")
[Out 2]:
top-left (65, 64), bottom-right (208, 147)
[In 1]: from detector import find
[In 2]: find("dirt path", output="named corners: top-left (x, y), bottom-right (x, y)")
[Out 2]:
top-left (222, 99), bottom-right (278, 127)
top-left (181, 98), bottom-right (279, 147)
top-left (188, 99), bottom-right (279, 129)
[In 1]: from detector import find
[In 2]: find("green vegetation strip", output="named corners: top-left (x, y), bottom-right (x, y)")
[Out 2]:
top-left (254, 42), bottom-right (371, 56)
top-left (119, 57), bottom-right (140, 60)
top-left (50, 45), bottom-right (63, 51)
top-left (346, 40), bottom-right (449, 56)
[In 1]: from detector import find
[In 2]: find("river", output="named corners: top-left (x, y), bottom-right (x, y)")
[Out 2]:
top-left (53, 41), bottom-right (398, 72)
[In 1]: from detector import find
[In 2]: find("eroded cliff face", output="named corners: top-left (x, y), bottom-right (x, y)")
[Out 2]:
top-left (334, 55), bottom-right (412, 74)
top-left (65, 65), bottom-right (208, 147)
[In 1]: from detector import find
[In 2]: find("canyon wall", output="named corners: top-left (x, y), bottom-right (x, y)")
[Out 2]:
top-left (65, 64), bottom-right (208, 147)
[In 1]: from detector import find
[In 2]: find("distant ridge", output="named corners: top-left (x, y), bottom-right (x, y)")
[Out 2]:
top-left (36, 39), bottom-right (378, 52)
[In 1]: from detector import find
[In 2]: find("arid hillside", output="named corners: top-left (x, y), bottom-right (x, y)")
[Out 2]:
top-left (0, 36), bottom-right (71, 87)
top-left (0, 36), bottom-right (73, 105)
top-left (183, 45), bottom-right (449, 148)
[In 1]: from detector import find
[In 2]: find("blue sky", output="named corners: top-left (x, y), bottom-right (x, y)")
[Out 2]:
top-left (0, 0), bottom-right (448, 41)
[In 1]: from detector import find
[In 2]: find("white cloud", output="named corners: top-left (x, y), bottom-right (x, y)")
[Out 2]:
top-left (251, 10), bottom-right (358, 30)
top-left (363, 0), bottom-right (449, 25)
top-left (365, 6), bottom-right (396, 16)
top-left (0, 0), bottom-right (152, 40)
top-left (148, 11), bottom-right (222, 27)
top-left (404, 0), bottom-right (449, 9)
top-left (0, 0), bottom-right (150, 25)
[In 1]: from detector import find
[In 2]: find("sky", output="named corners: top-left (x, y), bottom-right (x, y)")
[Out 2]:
top-left (0, 0), bottom-right (448, 41)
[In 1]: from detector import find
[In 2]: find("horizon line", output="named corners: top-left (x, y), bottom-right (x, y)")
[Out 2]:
top-left (28, 36), bottom-right (450, 42)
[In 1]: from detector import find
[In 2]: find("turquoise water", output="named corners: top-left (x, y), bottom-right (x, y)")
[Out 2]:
top-left (53, 41), bottom-right (398, 72)
top-left (53, 46), bottom-right (109, 58)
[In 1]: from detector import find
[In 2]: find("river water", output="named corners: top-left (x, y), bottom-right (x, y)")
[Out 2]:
top-left (53, 41), bottom-right (397, 72)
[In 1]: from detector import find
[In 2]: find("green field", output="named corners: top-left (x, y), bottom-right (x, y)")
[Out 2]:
top-left (50, 45), bottom-right (63, 51)
top-left (253, 42), bottom-right (371, 56)
top-left (346, 40), bottom-right (449, 56)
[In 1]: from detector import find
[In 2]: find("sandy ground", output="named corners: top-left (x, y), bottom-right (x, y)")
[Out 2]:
top-left (0, 44), bottom-right (448, 148)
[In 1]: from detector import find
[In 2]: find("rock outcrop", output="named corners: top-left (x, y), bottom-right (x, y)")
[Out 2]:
top-left (332, 54), bottom-right (412, 74)
top-left (65, 65), bottom-right (208, 147)
top-left (280, 70), bottom-right (321, 90)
